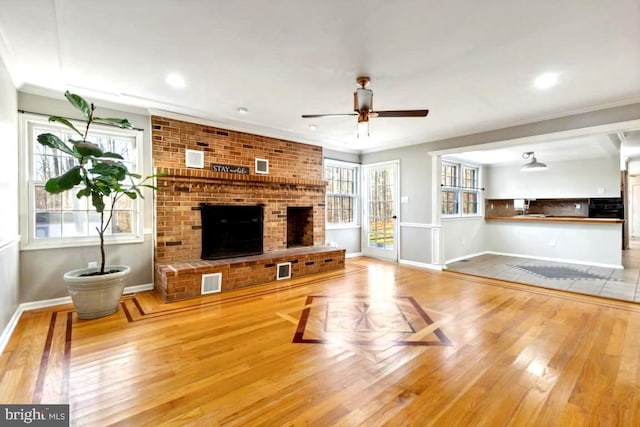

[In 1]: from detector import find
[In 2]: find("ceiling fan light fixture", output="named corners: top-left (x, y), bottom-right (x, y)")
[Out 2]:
top-left (521, 151), bottom-right (548, 171)
top-left (357, 121), bottom-right (369, 138)
top-left (354, 87), bottom-right (373, 111)
top-left (301, 75), bottom-right (429, 138)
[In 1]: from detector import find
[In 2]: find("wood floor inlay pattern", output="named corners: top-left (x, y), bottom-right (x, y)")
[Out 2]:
top-left (32, 311), bottom-right (73, 405)
top-left (3, 258), bottom-right (640, 425)
top-left (291, 295), bottom-right (452, 347)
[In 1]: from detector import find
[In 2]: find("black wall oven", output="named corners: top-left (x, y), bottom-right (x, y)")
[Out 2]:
top-left (588, 197), bottom-right (624, 219)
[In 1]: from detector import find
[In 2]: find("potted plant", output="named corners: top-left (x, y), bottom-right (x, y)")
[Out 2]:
top-left (37, 91), bottom-right (160, 319)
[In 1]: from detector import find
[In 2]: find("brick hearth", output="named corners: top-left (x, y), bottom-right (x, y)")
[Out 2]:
top-left (155, 246), bottom-right (345, 301)
top-left (152, 116), bottom-right (344, 301)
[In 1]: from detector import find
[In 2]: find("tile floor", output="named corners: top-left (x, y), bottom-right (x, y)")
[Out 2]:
top-left (446, 244), bottom-right (640, 303)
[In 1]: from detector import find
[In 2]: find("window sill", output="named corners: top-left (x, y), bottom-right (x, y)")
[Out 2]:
top-left (326, 224), bottom-right (361, 230)
top-left (441, 215), bottom-right (483, 222)
top-left (20, 235), bottom-right (146, 251)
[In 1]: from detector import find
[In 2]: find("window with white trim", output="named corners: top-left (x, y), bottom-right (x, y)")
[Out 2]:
top-left (20, 114), bottom-right (144, 249)
top-left (441, 161), bottom-right (481, 217)
top-left (324, 160), bottom-right (359, 226)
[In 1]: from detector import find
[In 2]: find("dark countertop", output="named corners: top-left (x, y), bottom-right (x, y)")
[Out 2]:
top-left (485, 215), bottom-right (624, 224)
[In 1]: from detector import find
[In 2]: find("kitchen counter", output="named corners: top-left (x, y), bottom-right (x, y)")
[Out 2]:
top-left (485, 215), bottom-right (624, 224)
top-left (483, 216), bottom-right (623, 267)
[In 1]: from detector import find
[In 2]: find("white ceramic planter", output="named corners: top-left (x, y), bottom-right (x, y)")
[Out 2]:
top-left (63, 265), bottom-right (130, 319)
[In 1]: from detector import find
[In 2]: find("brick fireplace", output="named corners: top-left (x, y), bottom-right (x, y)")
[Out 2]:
top-left (151, 116), bottom-right (344, 301)
top-left (287, 206), bottom-right (313, 248)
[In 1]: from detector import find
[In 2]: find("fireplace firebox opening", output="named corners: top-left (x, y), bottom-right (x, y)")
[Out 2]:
top-left (287, 207), bottom-right (313, 248)
top-left (200, 204), bottom-right (264, 260)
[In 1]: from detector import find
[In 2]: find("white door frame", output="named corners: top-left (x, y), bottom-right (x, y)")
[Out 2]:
top-left (632, 182), bottom-right (640, 238)
top-left (362, 160), bottom-right (400, 261)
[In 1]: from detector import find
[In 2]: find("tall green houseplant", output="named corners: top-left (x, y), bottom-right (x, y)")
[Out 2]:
top-left (37, 91), bottom-right (158, 274)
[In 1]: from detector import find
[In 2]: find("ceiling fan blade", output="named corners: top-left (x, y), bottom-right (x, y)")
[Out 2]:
top-left (301, 113), bottom-right (358, 118)
top-left (371, 109), bottom-right (429, 118)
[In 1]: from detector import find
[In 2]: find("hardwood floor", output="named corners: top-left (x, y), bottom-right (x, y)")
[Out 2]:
top-left (2, 257), bottom-right (640, 426)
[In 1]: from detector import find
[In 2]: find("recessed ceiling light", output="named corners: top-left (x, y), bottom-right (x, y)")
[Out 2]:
top-left (166, 73), bottom-right (185, 88)
top-left (308, 124), bottom-right (317, 131)
top-left (237, 107), bottom-right (249, 114)
top-left (534, 72), bottom-right (559, 90)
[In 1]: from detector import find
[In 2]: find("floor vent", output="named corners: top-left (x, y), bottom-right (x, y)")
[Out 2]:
top-left (276, 262), bottom-right (292, 280)
top-left (201, 272), bottom-right (222, 294)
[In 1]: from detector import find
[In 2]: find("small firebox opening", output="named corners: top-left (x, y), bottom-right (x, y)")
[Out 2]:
top-left (287, 207), bottom-right (313, 248)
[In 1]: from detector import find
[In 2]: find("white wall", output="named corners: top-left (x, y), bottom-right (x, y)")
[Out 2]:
top-left (399, 226), bottom-right (435, 265)
top-left (442, 218), bottom-right (486, 263)
top-left (17, 92), bottom-right (155, 302)
top-left (0, 55), bottom-right (19, 334)
top-left (485, 221), bottom-right (622, 267)
top-left (486, 157), bottom-right (620, 199)
top-left (326, 227), bottom-right (361, 254)
top-left (323, 148), bottom-right (359, 164)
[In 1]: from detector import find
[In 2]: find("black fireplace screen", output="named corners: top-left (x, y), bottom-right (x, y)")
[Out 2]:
top-left (200, 204), bottom-right (263, 260)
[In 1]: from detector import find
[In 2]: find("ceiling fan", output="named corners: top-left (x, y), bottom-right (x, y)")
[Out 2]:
top-left (301, 76), bottom-right (429, 137)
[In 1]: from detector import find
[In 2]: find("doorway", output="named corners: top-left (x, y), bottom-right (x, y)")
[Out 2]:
top-left (362, 161), bottom-right (399, 261)
top-left (631, 180), bottom-right (640, 238)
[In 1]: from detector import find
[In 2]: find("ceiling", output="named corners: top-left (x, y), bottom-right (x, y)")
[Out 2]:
top-left (444, 134), bottom-right (621, 166)
top-left (444, 129), bottom-right (640, 167)
top-left (0, 0), bottom-right (639, 154)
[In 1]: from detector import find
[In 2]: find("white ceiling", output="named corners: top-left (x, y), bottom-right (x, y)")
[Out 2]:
top-left (0, 0), bottom-right (639, 154)
top-left (443, 133), bottom-right (620, 166)
top-left (444, 129), bottom-right (640, 167)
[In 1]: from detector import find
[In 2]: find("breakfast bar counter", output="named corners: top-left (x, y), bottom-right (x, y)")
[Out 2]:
top-left (485, 215), bottom-right (624, 224)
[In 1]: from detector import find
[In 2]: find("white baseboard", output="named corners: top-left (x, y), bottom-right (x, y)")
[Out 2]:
top-left (0, 283), bottom-right (154, 356)
top-left (445, 251), bottom-right (489, 265)
top-left (345, 252), bottom-right (363, 259)
top-left (123, 283), bottom-right (155, 294)
top-left (17, 283), bottom-right (154, 312)
top-left (399, 259), bottom-right (444, 271)
top-left (0, 305), bottom-right (23, 356)
top-left (19, 295), bottom-right (74, 312)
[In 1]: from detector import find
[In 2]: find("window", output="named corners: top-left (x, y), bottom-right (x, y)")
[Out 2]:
top-left (20, 114), bottom-right (144, 249)
top-left (462, 167), bottom-right (479, 214)
top-left (441, 163), bottom-right (459, 215)
top-left (324, 160), bottom-right (359, 226)
top-left (441, 161), bottom-right (481, 217)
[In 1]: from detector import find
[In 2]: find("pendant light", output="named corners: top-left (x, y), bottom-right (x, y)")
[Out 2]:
top-left (521, 151), bottom-right (547, 171)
